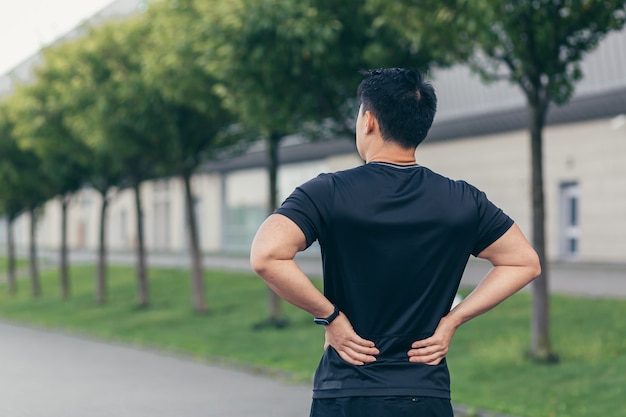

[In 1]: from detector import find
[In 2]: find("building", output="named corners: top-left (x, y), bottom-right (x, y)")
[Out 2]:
top-left (1, 3), bottom-right (625, 264)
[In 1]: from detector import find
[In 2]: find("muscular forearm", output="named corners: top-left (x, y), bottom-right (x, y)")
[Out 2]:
top-left (252, 257), bottom-right (335, 319)
top-left (250, 214), bottom-right (337, 319)
top-left (444, 264), bottom-right (539, 329)
top-left (446, 223), bottom-right (541, 329)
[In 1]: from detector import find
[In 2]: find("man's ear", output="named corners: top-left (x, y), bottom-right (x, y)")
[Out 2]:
top-left (364, 110), bottom-right (377, 134)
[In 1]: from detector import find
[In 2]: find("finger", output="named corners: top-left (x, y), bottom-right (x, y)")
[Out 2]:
top-left (338, 347), bottom-right (377, 365)
top-left (411, 337), bottom-right (434, 349)
top-left (347, 340), bottom-right (380, 355)
top-left (407, 345), bottom-right (439, 357)
top-left (409, 357), bottom-right (443, 366)
top-left (337, 343), bottom-right (379, 364)
top-left (344, 329), bottom-right (378, 349)
top-left (408, 345), bottom-right (448, 362)
top-left (408, 352), bottom-right (444, 365)
top-left (410, 356), bottom-right (443, 365)
top-left (336, 349), bottom-right (366, 366)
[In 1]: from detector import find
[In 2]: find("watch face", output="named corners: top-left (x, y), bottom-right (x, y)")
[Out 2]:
top-left (314, 318), bottom-right (330, 325)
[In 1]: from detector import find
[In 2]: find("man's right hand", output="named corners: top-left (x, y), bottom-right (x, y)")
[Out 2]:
top-left (324, 312), bottom-right (379, 365)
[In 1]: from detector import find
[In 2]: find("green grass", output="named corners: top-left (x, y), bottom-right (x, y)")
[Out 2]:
top-left (0, 256), bottom-right (28, 271)
top-left (449, 289), bottom-right (626, 417)
top-left (0, 265), bottom-right (625, 417)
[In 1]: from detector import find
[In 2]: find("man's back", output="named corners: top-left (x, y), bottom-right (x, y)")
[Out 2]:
top-left (276, 161), bottom-right (513, 399)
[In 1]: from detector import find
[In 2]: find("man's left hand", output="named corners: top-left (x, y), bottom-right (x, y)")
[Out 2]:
top-left (407, 316), bottom-right (457, 365)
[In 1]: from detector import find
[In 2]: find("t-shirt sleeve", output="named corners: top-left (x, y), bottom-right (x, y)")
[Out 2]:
top-left (274, 174), bottom-right (333, 248)
top-left (470, 185), bottom-right (515, 256)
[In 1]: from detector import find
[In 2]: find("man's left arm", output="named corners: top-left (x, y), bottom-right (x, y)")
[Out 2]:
top-left (250, 213), bottom-right (379, 365)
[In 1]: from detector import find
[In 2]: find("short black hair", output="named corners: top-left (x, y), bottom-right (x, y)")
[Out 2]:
top-left (357, 68), bottom-right (437, 148)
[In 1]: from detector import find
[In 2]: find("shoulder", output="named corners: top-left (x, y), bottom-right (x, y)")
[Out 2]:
top-left (300, 165), bottom-right (367, 191)
top-left (299, 172), bottom-right (335, 193)
top-left (421, 166), bottom-right (481, 192)
top-left (418, 166), bottom-right (491, 207)
top-left (291, 172), bottom-right (338, 206)
top-left (419, 166), bottom-right (477, 191)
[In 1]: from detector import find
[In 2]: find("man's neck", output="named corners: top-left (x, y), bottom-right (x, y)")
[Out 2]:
top-left (364, 145), bottom-right (417, 165)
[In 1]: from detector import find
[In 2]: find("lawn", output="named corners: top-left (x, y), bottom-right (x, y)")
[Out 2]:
top-left (0, 256), bottom-right (28, 271)
top-left (0, 263), bottom-right (624, 417)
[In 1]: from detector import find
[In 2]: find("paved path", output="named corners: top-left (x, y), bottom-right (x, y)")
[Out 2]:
top-left (0, 321), bottom-right (312, 417)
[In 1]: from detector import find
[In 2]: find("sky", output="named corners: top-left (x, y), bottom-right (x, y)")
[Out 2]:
top-left (0, 0), bottom-right (114, 76)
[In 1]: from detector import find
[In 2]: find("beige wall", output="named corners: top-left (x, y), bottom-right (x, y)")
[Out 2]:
top-left (279, 160), bottom-right (330, 201)
top-left (193, 173), bottom-right (223, 252)
top-left (326, 152), bottom-right (363, 173)
top-left (225, 168), bottom-right (267, 208)
top-left (545, 118), bottom-right (626, 262)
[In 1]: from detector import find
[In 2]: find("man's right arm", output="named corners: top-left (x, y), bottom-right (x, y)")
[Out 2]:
top-left (407, 223), bottom-right (541, 364)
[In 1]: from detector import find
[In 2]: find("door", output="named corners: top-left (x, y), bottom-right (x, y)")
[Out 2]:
top-left (559, 182), bottom-right (580, 260)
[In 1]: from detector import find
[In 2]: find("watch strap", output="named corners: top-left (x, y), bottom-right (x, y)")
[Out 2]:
top-left (313, 304), bottom-right (340, 325)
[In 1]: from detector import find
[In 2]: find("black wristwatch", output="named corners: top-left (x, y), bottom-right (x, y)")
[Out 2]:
top-left (313, 305), bottom-right (340, 326)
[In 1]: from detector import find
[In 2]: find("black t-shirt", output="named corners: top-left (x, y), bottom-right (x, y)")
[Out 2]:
top-left (275, 162), bottom-right (514, 399)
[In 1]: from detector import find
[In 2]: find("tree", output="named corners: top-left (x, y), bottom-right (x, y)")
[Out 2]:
top-left (0, 209), bottom-right (19, 294)
top-left (464, 0), bottom-right (626, 361)
top-left (0, 101), bottom-right (51, 298)
top-left (364, 0), bottom-right (474, 68)
top-left (62, 19), bottom-right (161, 308)
top-left (32, 37), bottom-right (127, 305)
top-left (138, 1), bottom-right (237, 313)
top-left (89, 156), bottom-right (124, 305)
top-left (206, 0), bottom-right (463, 326)
top-left (0, 104), bottom-right (23, 295)
top-left (9, 55), bottom-right (93, 299)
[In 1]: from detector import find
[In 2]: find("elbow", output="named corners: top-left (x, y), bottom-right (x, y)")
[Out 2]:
top-left (530, 262), bottom-right (542, 281)
top-left (528, 250), bottom-right (542, 280)
top-left (250, 244), bottom-right (281, 280)
top-left (249, 250), bottom-right (270, 278)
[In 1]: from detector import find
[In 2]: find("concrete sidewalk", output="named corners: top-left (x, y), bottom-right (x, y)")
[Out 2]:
top-left (0, 321), bottom-right (312, 417)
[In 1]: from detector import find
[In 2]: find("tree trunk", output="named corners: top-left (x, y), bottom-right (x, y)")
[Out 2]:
top-left (183, 173), bottom-right (207, 314)
top-left (29, 208), bottom-right (41, 298)
top-left (133, 180), bottom-right (149, 308)
top-left (59, 195), bottom-right (70, 299)
top-left (528, 100), bottom-right (557, 362)
top-left (6, 215), bottom-right (17, 295)
top-left (96, 190), bottom-right (109, 305)
top-left (264, 133), bottom-right (287, 327)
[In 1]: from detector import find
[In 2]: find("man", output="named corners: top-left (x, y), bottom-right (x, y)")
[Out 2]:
top-left (250, 68), bottom-right (540, 417)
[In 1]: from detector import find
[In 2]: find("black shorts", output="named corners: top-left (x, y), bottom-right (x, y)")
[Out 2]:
top-left (310, 396), bottom-right (453, 417)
